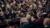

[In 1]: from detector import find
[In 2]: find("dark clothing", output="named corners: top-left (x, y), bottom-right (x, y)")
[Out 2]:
top-left (8, 21), bottom-right (15, 26)
top-left (0, 16), bottom-right (4, 21)
top-left (34, 18), bottom-right (44, 28)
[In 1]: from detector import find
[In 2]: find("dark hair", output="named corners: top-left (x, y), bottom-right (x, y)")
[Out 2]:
top-left (0, 10), bottom-right (1, 12)
top-left (41, 14), bottom-right (48, 18)
top-left (20, 1), bottom-right (23, 3)
top-left (21, 5), bottom-right (24, 8)
top-left (26, 6), bottom-right (29, 8)
top-left (15, 4), bottom-right (18, 6)
top-left (0, 16), bottom-right (4, 21)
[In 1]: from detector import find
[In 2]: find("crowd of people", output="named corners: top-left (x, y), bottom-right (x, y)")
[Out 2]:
top-left (0, 0), bottom-right (50, 28)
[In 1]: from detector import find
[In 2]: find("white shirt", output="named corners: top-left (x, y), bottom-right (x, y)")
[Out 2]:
top-left (21, 17), bottom-right (35, 23)
top-left (21, 17), bottom-right (29, 23)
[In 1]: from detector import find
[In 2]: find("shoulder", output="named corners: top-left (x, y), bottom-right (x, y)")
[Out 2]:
top-left (44, 18), bottom-right (50, 21)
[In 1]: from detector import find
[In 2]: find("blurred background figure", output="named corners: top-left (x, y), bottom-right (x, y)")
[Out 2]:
top-left (43, 13), bottom-right (50, 28)
top-left (0, 0), bottom-right (50, 28)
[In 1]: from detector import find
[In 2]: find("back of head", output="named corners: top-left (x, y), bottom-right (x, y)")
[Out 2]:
top-left (40, 12), bottom-right (48, 18)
